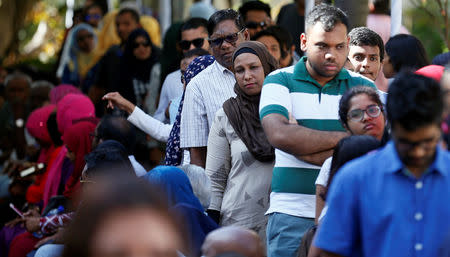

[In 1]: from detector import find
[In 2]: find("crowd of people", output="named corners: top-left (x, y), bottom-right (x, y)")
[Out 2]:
top-left (0, 0), bottom-right (450, 257)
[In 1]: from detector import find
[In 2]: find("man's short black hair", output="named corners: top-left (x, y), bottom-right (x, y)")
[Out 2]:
top-left (349, 27), bottom-right (385, 62)
top-left (117, 7), bottom-right (140, 24)
top-left (270, 26), bottom-right (293, 58)
top-left (207, 9), bottom-right (245, 36)
top-left (238, 0), bottom-right (271, 21)
top-left (253, 27), bottom-right (283, 54)
top-left (305, 4), bottom-right (349, 33)
top-left (96, 115), bottom-right (137, 155)
top-left (387, 73), bottom-right (443, 131)
top-left (181, 17), bottom-right (208, 33)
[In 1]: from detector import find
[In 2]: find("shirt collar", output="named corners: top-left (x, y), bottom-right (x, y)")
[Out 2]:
top-left (292, 56), bottom-right (351, 86)
top-left (214, 60), bottom-right (233, 75)
top-left (381, 141), bottom-right (448, 177)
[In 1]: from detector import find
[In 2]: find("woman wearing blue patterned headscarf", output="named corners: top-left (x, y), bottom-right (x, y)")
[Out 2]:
top-left (61, 23), bottom-right (98, 92)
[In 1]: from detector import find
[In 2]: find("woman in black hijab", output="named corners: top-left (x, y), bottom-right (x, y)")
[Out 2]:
top-left (205, 41), bottom-right (278, 243)
top-left (117, 28), bottom-right (161, 114)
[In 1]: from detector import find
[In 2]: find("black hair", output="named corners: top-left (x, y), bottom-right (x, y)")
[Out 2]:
top-left (369, 0), bottom-right (390, 15)
top-left (117, 7), bottom-right (140, 24)
top-left (385, 34), bottom-right (429, 74)
top-left (180, 17), bottom-right (208, 33)
top-left (85, 3), bottom-right (104, 15)
top-left (268, 26), bottom-right (293, 58)
top-left (207, 9), bottom-right (245, 36)
top-left (305, 4), bottom-right (349, 33)
top-left (349, 27), bottom-right (385, 62)
top-left (96, 115), bottom-right (136, 155)
top-left (183, 48), bottom-right (210, 59)
top-left (253, 27), bottom-right (284, 54)
top-left (387, 73), bottom-right (443, 131)
top-left (322, 135), bottom-right (381, 200)
top-left (339, 86), bottom-right (384, 128)
top-left (84, 140), bottom-right (135, 178)
top-left (238, 0), bottom-right (271, 21)
top-left (432, 52), bottom-right (450, 66)
top-left (46, 112), bottom-right (63, 146)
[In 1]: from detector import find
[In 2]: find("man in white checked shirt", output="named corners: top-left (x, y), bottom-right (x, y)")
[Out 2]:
top-left (180, 9), bottom-right (249, 168)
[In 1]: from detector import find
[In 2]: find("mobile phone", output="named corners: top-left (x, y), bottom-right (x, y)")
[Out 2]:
top-left (9, 203), bottom-right (24, 218)
top-left (20, 163), bottom-right (44, 177)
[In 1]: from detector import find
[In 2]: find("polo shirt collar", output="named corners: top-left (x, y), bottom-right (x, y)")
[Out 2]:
top-left (292, 56), bottom-right (351, 85)
top-left (381, 141), bottom-right (448, 177)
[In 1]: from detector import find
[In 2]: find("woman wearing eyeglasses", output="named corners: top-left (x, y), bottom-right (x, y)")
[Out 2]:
top-left (315, 86), bottom-right (388, 222)
top-left (117, 28), bottom-right (161, 115)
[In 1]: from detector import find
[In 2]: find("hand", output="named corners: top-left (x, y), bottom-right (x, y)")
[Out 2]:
top-left (5, 217), bottom-right (24, 228)
top-left (34, 228), bottom-right (65, 248)
top-left (24, 217), bottom-right (40, 232)
top-left (24, 208), bottom-right (40, 217)
top-left (102, 92), bottom-right (135, 114)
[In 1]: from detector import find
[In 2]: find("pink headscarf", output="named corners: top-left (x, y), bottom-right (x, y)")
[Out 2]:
top-left (43, 93), bottom-right (96, 208)
top-left (49, 84), bottom-right (82, 105)
top-left (415, 65), bottom-right (445, 83)
top-left (26, 104), bottom-right (56, 163)
top-left (56, 93), bottom-right (96, 134)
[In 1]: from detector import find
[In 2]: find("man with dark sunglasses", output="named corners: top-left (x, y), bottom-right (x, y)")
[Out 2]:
top-left (180, 9), bottom-right (249, 168)
top-left (238, 0), bottom-right (273, 38)
top-left (154, 18), bottom-right (210, 123)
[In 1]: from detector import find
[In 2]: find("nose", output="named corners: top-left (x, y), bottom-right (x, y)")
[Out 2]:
top-left (409, 144), bottom-right (426, 159)
top-left (189, 43), bottom-right (196, 51)
top-left (362, 58), bottom-right (369, 67)
top-left (361, 110), bottom-right (372, 122)
top-left (244, 69), bottom-right (252, 80)
top-left (325, 51), bottom-right (336, 61)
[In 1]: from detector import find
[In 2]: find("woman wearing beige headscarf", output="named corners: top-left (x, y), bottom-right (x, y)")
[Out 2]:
top-left (206, 41), bottom-right (278, 243)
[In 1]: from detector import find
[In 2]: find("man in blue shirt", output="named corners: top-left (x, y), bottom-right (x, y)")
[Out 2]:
top-left (314, 73), bottom-right (450, 257)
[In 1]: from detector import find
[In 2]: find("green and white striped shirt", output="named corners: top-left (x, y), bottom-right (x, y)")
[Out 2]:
top-left (259, 57), bottom-right (375, 218)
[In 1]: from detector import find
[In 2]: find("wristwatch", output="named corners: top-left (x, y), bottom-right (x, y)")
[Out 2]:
top-left (15, 118), bottom-right (24, 128)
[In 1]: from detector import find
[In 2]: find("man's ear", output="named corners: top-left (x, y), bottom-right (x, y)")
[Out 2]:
top-left (300, 33), bottom-right (307, 52)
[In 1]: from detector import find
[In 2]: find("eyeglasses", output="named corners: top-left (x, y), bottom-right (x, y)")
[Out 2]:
top-left (208, 28), bottom-right (245, 47)
top-left (77, 34), bottom-right (93, 42)
top-left (347, 105), bottom-right (382, 122)
top-left (132, 41), bottom-right (150, 49)
top-left (179, 38), bottom-right (206, 50)
top-left (245, 21), bottom-right (268, 29)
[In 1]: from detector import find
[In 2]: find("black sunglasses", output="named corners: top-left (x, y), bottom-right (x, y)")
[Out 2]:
top-left (132, 41), bottom-right (150, 48)
top-left (208, 28), bottom-right (245, 47)
top-left (245, 21), bottom-right (267, 29)
top-left (179, 38), bottom-right (206, 50)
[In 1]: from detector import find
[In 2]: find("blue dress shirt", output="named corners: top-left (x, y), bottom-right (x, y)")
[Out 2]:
top-left (314, 141), bottom-right (450, 257)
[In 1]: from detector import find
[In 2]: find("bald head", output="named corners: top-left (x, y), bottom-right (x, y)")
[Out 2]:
top-left (202, 227), bottom-right (264, 257)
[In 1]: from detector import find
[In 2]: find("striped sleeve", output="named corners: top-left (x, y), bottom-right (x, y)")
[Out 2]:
top-left (259, 71), bottom-right (291, 121)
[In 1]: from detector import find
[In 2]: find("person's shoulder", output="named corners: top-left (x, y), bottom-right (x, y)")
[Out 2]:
top-left (265, 66), bottom-right (295, 83)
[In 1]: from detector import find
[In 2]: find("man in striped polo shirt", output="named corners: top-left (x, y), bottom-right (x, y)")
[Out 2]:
top-left (259, 4), bottom-right (375, 257)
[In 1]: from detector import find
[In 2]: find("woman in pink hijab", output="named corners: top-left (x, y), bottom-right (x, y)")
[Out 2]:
top-left (42, 93), bottom-right (95, 208)
top-left (25, 104), bottom-right (62, 204)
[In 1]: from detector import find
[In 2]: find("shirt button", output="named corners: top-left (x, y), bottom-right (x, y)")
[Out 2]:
top-left (416, 181), bottom-right (423, 189)
top-left (415, 212), bottom-right (423, 221)
top-left (415, 243), bottom-right (423, 251)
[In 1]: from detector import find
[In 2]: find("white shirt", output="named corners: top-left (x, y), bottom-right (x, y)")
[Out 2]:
top-left (127, 106), bottom-right (172, 142)
top-left (315, 157), bottom-right (333, 187)
top-left (180, 61), bottom-right (236, 148)
top-left (128, 155), bottom-right (147, 177)
top-left (153, 69), bottom-right (183, 123)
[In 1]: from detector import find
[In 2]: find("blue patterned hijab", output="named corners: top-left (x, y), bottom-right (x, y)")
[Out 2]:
top-left (164, 55), bottom-right (215, 165)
